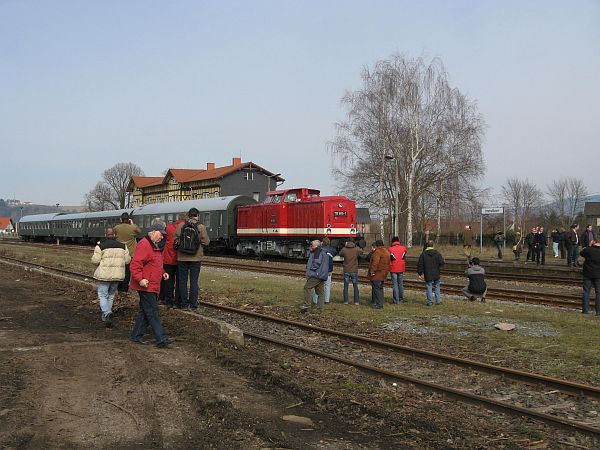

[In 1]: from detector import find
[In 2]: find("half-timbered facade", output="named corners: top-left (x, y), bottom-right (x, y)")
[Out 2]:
top-left (127, 157), bottom-right (284, 207)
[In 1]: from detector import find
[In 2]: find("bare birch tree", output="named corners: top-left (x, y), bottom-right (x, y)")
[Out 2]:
top-left (547, 179), bottom-right (568, 225)
top-left (83, 162), bottom-right (144, 210)
top-left (501, 178), bottom-right (543, 233)
top-left (566, 177), bottom-right (588, 224)
top-left (329, 54), bottom-right (485, 246)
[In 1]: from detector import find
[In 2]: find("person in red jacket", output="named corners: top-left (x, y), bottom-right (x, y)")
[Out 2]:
top-left (130, 222), bottom-right (171, 347)
top-left (388, 236), bottom-right (407, 303)
top-left (160, 213), bottom-right (186, 308)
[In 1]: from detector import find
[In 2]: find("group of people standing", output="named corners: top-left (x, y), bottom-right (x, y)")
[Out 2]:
top-left (515, 224), bottom-right (597, 268)
top-left (90, 208), bottom-right (209, 347)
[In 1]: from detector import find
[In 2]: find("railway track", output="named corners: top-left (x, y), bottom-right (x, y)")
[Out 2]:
top-left (0, 240), bottom-right (589, 309)
top-left (201, 259), bottom-right (590, 310)
top-left (0, 239), bottom-right (582, 285)
top-left (1, 254), bottom-right (599, 439)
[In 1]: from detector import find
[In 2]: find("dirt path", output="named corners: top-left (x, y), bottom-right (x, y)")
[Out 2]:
top-left (0, 268), bottom-right (366, 449)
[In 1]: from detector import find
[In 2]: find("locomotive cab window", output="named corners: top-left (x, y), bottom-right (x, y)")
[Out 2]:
top-left (284, 193), bottom-right (297, 202)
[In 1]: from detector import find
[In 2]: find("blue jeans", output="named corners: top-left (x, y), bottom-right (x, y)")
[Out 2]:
top-left (425, 279), bottom-right (441, 305)
top-left (343, 272), bottom-right (359, 304)
top-left (391, 272), bottom-right (404, 303)
top-left (582, 277), bottom-right (600, 313)
top-left (178, 261), bottom-right (201, 308)
top-left (313, 272), bottom-right (332, 304)
top-left (130, 290), bottom-right (167, 344)
top-left (97, 281), bottom-right (119, 319)
top-left (371, 281), bottom-right (384, 308)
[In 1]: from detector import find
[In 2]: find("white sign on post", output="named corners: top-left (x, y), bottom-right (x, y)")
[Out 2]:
top-left (481, 207), bottom-right (504, 214)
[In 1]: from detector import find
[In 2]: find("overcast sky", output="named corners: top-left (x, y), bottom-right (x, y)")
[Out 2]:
top-left (1, 0), bottom-right (599, 206)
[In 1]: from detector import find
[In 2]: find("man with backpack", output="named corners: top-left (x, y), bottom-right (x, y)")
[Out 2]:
top-left (174, 207), bottom-right (210, 310)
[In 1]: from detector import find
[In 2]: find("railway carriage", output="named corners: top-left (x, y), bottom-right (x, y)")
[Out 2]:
top-left (130, 196), bottom-right (256, 252)
top-left (18, 213), bottom-right (60, 240)
top-left (85, 209), bottom-right (134, 242)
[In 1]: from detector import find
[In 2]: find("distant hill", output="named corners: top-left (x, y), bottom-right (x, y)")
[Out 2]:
top-left (0, 200), bottom-right (84, 223)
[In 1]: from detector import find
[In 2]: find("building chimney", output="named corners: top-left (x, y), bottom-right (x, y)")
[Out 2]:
top-left (232, 157), bottom-right (242, 166)
top-left (207, 162), bottom-right (215, 170)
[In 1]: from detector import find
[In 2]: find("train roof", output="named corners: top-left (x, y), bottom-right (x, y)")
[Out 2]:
top-left (19, 213), bottom-right (62, 223)
top-left (85, 208), bottom-right (134, 219)
top-left (131, 196), bottom-right (256, 216)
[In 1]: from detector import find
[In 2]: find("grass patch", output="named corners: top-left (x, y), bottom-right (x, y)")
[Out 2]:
top-left (3, 243), bottom-right (598, 384)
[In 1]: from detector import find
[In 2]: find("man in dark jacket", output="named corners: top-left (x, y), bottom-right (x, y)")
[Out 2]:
top-left (534, 226), bottom-right (547, 266)
top-left (566, 224), bottom-right (580, 268)
top-left (301, 240), bottom-right (329, 313)
top-left (494, 231), bottom-right (504, 259)
top-left (368, 240), bottom-right (391, 309)
top-left (525, 227), bottom-right (537, 262)
top-left (417, 241), bottom-right (445, 306)
top-left (339, 239), bottom-right (363, 305)
top-left (580, 240), bottom-right (600, 315)
top-left (462, 257), bottom-right (487, 302)
top-left (581, 225), bottom-right (596, 249)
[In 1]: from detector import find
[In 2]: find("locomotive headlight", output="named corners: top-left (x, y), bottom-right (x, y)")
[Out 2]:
top-left (326, 224), bottom-right (331, 228)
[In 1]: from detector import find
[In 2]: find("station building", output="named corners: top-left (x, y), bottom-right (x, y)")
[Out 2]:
top-left (126, 157), bottom-right (285, 207)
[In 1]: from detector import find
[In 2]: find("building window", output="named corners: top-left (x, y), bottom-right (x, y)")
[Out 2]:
top-left (253, 192), bottom-right (260, 201)
top-left (244, 172), bottom-right (254, 181)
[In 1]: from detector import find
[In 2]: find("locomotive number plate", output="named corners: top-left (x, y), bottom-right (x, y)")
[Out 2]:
top-left (334, 211), bottom-right (347, 217)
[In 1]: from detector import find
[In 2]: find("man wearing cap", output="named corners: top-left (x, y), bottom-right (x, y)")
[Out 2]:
top-left (114, 212), bottom-right (141, 293)
top-left (130, 220), bottom-right (171, 347)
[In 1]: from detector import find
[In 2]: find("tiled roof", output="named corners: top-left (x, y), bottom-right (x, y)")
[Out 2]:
top-left (129, 177), bottom-right (164, 189)
top-left (164, 162), bottom-right (284, 184)
top-left (0, 217), bottom-right (13, 230)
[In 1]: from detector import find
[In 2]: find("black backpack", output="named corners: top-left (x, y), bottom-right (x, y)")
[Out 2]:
top-left (177, 221), bottom-right (200, 254)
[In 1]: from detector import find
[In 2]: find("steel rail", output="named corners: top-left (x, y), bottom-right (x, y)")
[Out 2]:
top-left (2, 253), bottom-right (594, 397)
top-left (1, 240), bottom-right (582, 282)
top-left (204, 301), bottom-right (600, 399)
top-left (1, 254), bottom-right (598, 436)
top-left (202, 260), bottom-right (590, 309)
top-left (243, 330), bottom-right (600, 437)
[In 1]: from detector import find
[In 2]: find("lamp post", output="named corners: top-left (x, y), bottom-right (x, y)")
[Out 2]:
top-left (384, 154), bottom-right (400, 239)
top-left (55, 203), bottom-right (60, 212)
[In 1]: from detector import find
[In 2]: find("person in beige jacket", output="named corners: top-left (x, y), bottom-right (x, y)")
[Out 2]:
top-left (91, 228), bottom-right (131, 326)
top-left (174, 207), bottom-right (210, 309)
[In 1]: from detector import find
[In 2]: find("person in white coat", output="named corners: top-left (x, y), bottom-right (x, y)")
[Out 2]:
top-left (91, 228), bottom-right (131, 327)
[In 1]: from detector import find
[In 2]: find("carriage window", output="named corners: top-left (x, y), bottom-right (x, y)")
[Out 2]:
top-left (272, 194), bottom-right (282, 204)
top-left (219, 213), bottom-right (223, 226)
top-left (203, 212), bottom-right (210, 227)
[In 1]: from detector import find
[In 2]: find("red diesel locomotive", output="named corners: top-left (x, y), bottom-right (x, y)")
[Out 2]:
top-left (235, 187), bottom-right (358, 257)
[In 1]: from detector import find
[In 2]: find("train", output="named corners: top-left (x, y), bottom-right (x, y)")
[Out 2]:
top-left (18, 187), bottom-right (359, 257)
